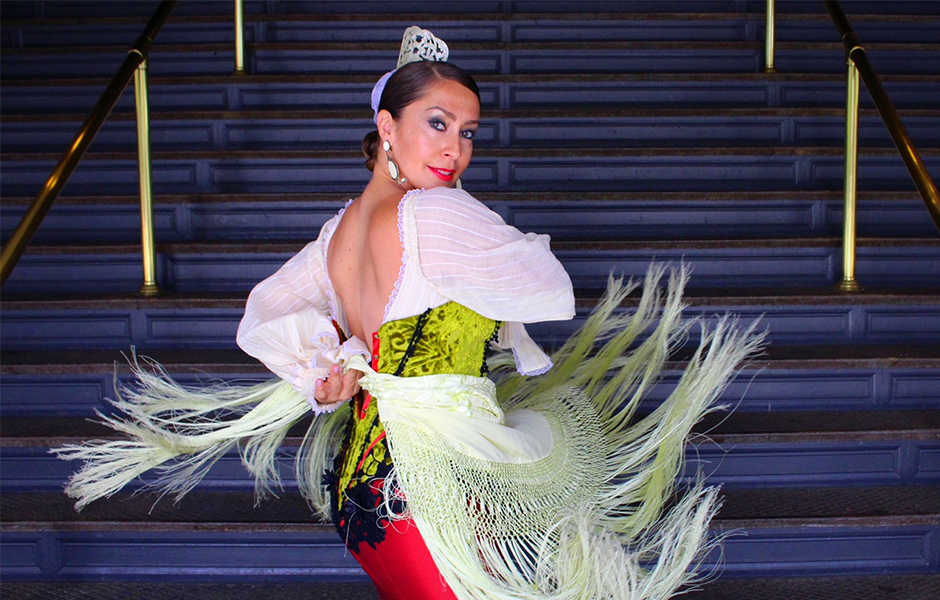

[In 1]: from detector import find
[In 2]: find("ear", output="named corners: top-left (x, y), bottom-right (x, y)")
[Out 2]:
top-left (377, 109), bottom-right (396, 144)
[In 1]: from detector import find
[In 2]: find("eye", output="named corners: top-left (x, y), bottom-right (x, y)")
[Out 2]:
top-left (461, 129), bottom-right (476, 140)
top-left (428, 118), bottom-right (446, 131)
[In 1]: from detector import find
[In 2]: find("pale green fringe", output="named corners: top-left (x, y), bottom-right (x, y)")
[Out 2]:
top-left (52, 355), bottom-right (348, 517)
top-left (53, 264), bottom-right (763, 600)
top-left (393, 264), bottom-right (766, 599)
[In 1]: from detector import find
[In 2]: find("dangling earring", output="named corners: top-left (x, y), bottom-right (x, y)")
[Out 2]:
top-left (455, 178), bottom-right (462, 190)
top-left (382, 139), bottom-right (407, 185)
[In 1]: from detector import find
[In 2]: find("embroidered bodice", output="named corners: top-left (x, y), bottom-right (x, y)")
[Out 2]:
top-left (376, 301), bottom-right (500, 378)
top-left (329, 301), bottom-right (501, 551)
top-left (236, 187), bottom-right (575, 408)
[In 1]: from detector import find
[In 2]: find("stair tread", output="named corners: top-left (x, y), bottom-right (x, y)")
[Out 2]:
top-left (3, 410), bottom-right (937, 445)
top-left (4, 11), bottom-right (937, 26)
top-left (3, 287), bottom-right (939, 309)
top-left (4, 344), bottom-right (940, 373)
top-left (686, 576), bottom-right (940, 600)
top-left (0, 577), bottom-right (937, 600)
top-left (6, 146), bottom-right (940, 161)
top-left (7, 107), bottom-right (940, 122)
top-left (1, 486), bottom-right (937, 528)
top-left (7, 238), bottom-right (940, 254)
top-left (5, 40), bottom-right (940, 54)
top-left (0, 190), bottom-right (926, 206)
top-left (5, 72), bottom-right (939, 88)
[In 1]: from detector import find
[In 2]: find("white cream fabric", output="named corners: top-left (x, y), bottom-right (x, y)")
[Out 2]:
top-left (236, 187), bottom-right (576, 406)
top-left (346, 355), bottom-right (554, 464)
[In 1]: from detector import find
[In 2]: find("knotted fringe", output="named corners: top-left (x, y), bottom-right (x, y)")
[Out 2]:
top-left (380, 264), bottom-right (765, 600)
top-left (53, 264), bottom-right (764, 600)
top-left (52, 356), bottom-right (348, 517)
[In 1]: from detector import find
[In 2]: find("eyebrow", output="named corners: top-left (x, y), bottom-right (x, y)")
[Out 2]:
top-left (426, 106), bottom-right (480, 127)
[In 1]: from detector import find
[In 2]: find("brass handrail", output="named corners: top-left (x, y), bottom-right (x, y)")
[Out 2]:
top-left (234, 0), bottom-right (246, 74)
top-left (764, 0), bottom-right (776, 73)
top-left (0, 0), bottom-right (178, 287)
top-left (135, 58), bottom-right (160, 296)
top-left (840, 58), bottom-right (861, 292)
top-left (824, 0), bottom-right (940, 233)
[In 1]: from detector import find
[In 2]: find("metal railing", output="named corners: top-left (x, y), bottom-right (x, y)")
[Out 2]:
top-left (823, 0), bottom-right (940, 290)
top-left (134, 57), bottom-right (160, 296)
top-left (3, 1), bottom-right (936, 295)
top-left (765, 0), bottom-right (776, 72)
top-left (0, 0), bottom-right (178, 292)
top-left (764, 1), bottom-right (939, 290)
top-left (1, 0), bottom-right (251, 292)
top-left (235, 0), bottom-right (246, 74)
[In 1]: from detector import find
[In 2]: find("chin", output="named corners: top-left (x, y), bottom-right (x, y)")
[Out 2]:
top-left (419, 180), bottom-right (456, 190)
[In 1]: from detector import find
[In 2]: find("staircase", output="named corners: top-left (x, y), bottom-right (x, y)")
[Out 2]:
top-left (1, 1), bottom-right (938, 598)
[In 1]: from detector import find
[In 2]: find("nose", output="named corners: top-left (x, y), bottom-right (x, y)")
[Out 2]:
top-left (442, 131), bottom-right (461, 161)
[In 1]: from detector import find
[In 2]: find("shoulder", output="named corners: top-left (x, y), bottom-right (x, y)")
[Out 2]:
top-left (319, 199), bottom-right (355, 240)
top-left (407, 187), bottom-right (503, 228)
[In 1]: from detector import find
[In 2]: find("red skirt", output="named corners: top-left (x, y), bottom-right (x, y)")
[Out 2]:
top-left (351, 517), bottom-right (458, 600)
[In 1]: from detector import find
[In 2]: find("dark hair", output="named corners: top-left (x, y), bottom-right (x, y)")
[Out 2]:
top-left (363, 61), bottom-right (481, 171)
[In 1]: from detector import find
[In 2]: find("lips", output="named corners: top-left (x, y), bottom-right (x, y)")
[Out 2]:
top-left (428, 166), bottom-right (456, 182)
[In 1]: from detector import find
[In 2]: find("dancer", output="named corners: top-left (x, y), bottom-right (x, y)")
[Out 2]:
top-left (56, 27), bottom-right (763, 600)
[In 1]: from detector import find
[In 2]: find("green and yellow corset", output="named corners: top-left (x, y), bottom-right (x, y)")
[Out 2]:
top-left (328, 301), bottom-right (501, 552)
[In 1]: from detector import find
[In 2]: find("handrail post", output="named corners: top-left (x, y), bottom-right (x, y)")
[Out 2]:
top-left (839, 58), bottom-right (861, 292)
top-left (824, 0), bottom-right (940, 233)
top-left (134, 58), bottom-right (162, 296)
top-left (765, 0), bottom-right (776, 73)
top-left (234, 0), bottom-right (246, 74)
top-left (0, 0), bottom-right (177, 288)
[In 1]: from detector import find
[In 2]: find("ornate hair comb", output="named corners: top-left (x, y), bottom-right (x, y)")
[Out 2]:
top-left (372, 26), bottom-right (449, 123)
top-left (397, 26), bottom-right (449, 68)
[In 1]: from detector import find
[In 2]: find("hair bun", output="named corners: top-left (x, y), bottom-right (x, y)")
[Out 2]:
top-left (363, 130), bottom-right (380, 172)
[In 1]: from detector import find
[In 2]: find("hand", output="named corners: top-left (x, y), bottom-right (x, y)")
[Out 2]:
top-left (313, 364), bottom-right (362, 406)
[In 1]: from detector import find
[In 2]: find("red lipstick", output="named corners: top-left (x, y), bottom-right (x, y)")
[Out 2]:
top-left (429, 166), bottom-right (455, 182)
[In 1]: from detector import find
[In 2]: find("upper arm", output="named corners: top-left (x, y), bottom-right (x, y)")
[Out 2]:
top-left (410, 188), bottom-right (575, 323)
top-left (236, 221), bottom-right (337, 377)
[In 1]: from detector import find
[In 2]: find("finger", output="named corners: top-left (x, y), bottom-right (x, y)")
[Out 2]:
top-left (326, 365), bottom-right (347, 402)
top-left (315, 366), bottom-right (338, 402)
top-left (313, 378), bottom-right (331, 403)
top-left (337, 371), bottom-right (361, 399)
top-left (322, 373), bottom-right (350, 404)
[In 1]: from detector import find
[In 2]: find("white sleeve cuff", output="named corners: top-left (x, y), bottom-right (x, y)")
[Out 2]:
top-left (291, 330), bottom-right (370, 407)
top-left (495, 321), bottom-right (553, 376)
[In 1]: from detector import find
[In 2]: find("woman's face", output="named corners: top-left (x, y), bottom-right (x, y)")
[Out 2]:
top-left (380, 78), bottom-right (480, 190)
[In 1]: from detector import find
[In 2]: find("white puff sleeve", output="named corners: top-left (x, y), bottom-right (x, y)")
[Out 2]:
top-left (236, 214), bottom-right (370, 413)
top-left (408, 188), bottom-right (575, 375)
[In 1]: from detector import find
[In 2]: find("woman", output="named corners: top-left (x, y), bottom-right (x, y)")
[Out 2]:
top-left (57, 27), bottom-right (762, 600)
top-left (237, 42), bottom-right (574, 596)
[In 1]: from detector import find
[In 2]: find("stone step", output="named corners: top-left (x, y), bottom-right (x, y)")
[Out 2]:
top-left (3, 0), bottom-right (938, 20)
top-left (3, 146), bottom-right (940, 197)
top-left (4, 410), bottom-right (938, 444)
top-left (2, 41), bottom-right (939, 80)
top-left (1, 492), bottom-right (936, 581)
top-left (1, 577), bottom-right (938, 600)
top-left (3, 108), bottom-right (938, 153)
top-left (2, 345), bottom-right (938, 417)
top-left (3, 411), bottom-right (937, 491)
top-left (3, 191), bottom-right (937, 244)
top-left (3, 10), bottom-right (938, 49)
top-left (2, 288), bottom-right (938, 350)
top-left (3, 486), bottom-right (938, 526)
top-left (2, 237), bottom-right (938, 295)
top-left (3, 73), bottom-right (938, 114)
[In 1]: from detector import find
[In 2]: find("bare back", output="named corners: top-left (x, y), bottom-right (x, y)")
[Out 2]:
top-left (326, 195), bottom-right (403, 342)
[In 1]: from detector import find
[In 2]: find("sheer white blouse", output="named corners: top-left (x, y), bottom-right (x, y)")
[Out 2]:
top-left (236, 187), bottom-right (575, 410)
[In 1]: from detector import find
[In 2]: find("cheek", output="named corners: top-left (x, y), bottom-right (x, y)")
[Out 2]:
top-left (408, 132), bottom-right (436, 161)
top-left (462, 142), bottom-right (474, 163)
